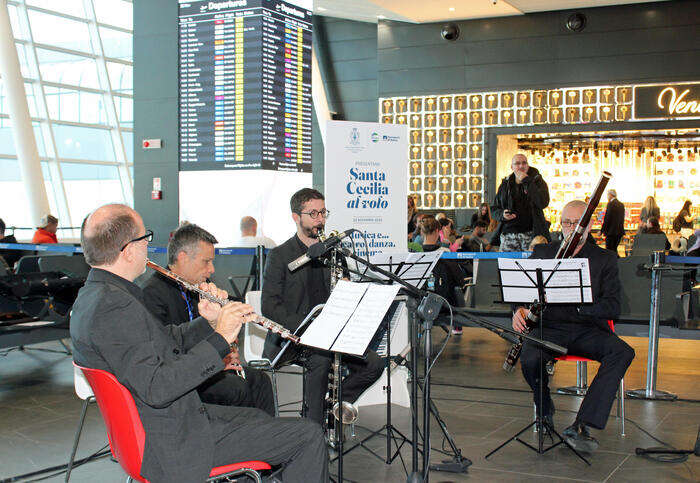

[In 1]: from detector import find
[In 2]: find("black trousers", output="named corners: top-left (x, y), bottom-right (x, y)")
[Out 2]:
top-left (198, 368), bottom-right (276, 416)
top-left (605, 233), bottom-right (623, 253)
top-left (209, 405), bottom-right (328, 483)
top-left (301, 350), bottom-right (385, 424)
top-left (521, 322), bottom-right (634, 430)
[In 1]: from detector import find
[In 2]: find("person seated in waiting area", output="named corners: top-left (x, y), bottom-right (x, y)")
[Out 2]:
top-left (32, 214), bottom-right (58, 244)
top-left (0, 218), bottom-right (21, 268)
top-left (438, 217), bottom-right (458, 245)
top-left (640, 217), bottom-right (671, 250)
top-left (454, 221), bottom-right (491, 252)
top-left (420, 216), bottom-right (449, 252)
top-left (528, 235), bottom-right (549, 251)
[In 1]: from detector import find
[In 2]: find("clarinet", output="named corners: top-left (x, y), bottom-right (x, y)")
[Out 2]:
top-left (502, 171), bottom-right (612, 373)
top-left (145, 259), bottom-right (300, 344)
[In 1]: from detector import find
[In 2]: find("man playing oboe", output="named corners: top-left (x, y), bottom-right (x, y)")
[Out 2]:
top-left (512, 200), bottom-right (634, 454)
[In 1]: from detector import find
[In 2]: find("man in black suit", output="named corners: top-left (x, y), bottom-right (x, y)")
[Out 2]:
top-left (142, 223), bottom-right (274, 415)
top-left (601, 189), bottom-right (626, 254)
top-left (261, 188), bottom-right (384, 425)
top-left (512, 200), bottom-right (634, 454)
top-left (71, 204), bottom-right (327, 483)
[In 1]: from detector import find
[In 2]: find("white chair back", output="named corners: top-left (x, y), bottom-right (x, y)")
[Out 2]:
top-left (243, 290), bottom-right (269, 361)
top-left (74, 365), bottom-right (94, 400)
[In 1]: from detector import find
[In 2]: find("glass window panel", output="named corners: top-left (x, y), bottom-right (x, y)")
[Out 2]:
top-left (28, 10), bottom-right (93, 53)
top-left (94, 0), bottom-right (133, 30)
top-left (8, 5), bottom-right (28, 41)
top-left (36, 48), bottom-right (101, 89)
top-left (24, 82), bottom-right (40, 118)
top-left (15, 43), bottom-right (32, 78)
top-left (52, 124), bottom-right (115, 161)
top-left (99, 26), bottom-right (132, 60)
top-left (106, 62), bottom-right (132, 94)
top-left (0, 119), bottom-right (46, 157)
top-left (45, 87), bottom-right (108, 124)
top-left (114, 95), bottom-right (132, 128)
top-left (0, 162), bottom-right (56, 236)
top-left (26, 0), bottom-right (87, 18)
top-left (61, 162), bottom-right (124, 224)
top-left (0, 159), bottom-right (31, 231)
top-left (122, 130), bottom-right (133, 163)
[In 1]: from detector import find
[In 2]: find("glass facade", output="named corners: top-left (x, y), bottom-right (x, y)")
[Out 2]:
top-left (0, 0), bottom-right (133, 238)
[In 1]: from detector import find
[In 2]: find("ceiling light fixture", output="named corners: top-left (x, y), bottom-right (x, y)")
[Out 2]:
top-left (449, 7), bottom-right (455, 11)
top-left (377, 14), bottom-right (386, 19)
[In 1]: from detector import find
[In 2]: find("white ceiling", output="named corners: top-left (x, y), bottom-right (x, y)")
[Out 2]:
top-left (313, 0), bottom-right (669, 24)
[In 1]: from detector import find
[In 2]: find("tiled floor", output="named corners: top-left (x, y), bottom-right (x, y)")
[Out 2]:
top-left (0, 326), bottom-right (698, 482)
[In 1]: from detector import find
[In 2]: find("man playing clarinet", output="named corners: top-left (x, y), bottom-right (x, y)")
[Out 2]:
top-left (512, 200), bottom-right (635, 453)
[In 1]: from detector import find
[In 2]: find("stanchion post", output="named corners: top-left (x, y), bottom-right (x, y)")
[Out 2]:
top-left (626, 251), bottom-right (677, 401)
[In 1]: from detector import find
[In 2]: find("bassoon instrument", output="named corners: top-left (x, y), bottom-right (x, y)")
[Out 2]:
top-left (502, 171), bottom-right (612, 372)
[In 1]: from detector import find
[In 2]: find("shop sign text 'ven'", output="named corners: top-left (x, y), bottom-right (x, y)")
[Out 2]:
top-left (634, 82), bottom-right (700, 120)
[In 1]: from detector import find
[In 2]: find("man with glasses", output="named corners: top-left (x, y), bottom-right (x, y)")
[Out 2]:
top-left (511, 200), bottom-right (634, 455)
top-left (492, 153), bottom-right (551, 251)
top-left (261, 188), bottom-right (384, 427)
top-left (71, 204), bottom-right (328, 483)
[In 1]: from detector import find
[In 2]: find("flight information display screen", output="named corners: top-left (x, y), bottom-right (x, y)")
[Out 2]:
top-left (179, 0), bottom-right (312, 172)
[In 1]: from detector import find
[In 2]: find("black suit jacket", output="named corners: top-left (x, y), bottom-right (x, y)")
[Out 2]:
top-left (530, 242), bottom-right (621, 332)
top-left (70, 269), bottom-right (231, 483)
top-left (261, 234), bottom-right (330, 359)
top-left (602, 198), bottom-right (625, 238)
top-left (141, 270), bottom-right (199, 326)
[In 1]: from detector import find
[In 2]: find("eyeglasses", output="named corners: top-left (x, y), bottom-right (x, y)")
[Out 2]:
top-left (120, 230), bottom-right (153, 251)
top-left (299, 209), bottom-right (330, 219)
top-left (561, 219), bottom-right (578, 228)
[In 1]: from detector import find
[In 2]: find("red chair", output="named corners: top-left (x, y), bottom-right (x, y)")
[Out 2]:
top-left (553, 320), bottom-right (626, 436)
top-left (75, 363), bottom-right (271, 482)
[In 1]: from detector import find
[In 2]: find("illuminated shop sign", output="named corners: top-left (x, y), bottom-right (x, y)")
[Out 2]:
top-left (634, 82), bottom-right (700, 120)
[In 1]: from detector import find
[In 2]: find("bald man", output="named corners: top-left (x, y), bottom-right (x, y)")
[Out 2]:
top-left (492, 154), bottom-right (550, 251)
top-left (512, 200), bottom-right (634, 454)
top-left (236, 216), bottom-right (277, 248)
top-left (70, 204), bottom-right (327, 483)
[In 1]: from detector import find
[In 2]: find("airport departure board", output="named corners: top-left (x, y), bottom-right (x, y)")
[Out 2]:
top-left (178, 0), bottom-right (312, 172)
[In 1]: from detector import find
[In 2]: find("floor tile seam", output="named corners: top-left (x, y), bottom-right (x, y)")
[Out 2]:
top-left (468, 464), bottom-right (600, 482)
top-left (9, 414), bottom-right (77, 436)
top-left (602, 453), bottom-right (631, 482)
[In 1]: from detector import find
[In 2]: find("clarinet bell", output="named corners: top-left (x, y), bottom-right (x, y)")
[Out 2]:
top-left (332, 401), bottom-right (359, 424)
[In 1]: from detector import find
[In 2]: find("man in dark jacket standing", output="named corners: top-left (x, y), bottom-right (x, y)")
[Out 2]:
top-left (492, 154), bottom-right (550, 251)
top-left (601, 189), bottom-right (625, 254)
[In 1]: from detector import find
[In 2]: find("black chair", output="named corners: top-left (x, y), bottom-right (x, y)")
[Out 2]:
top-left (469, 259), bottom-right (510, 316)
top-left (631, 233), bottom-right (669, 257)
top-left (15, 255), bottom-right (43, 274)
top-left (38, 254), bottom-right (90, 279)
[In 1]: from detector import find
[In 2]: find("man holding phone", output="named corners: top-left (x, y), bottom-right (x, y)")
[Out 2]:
top-left (492, 154), bottom-right (551, 251)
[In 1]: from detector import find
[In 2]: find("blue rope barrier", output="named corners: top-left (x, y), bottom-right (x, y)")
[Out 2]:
top-left (666, 255), bottom-right (700, 265)
top-left (440, 251), bottom-right (531, 259)
top-left (0, 243), bottom-right (263, 256)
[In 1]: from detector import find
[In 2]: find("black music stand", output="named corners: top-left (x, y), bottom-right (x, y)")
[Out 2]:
top-left (485, 259), bottom-right (591, 465)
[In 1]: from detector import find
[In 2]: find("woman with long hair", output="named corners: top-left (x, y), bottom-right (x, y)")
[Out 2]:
top-left (471, 202), bottom-right (491, 228)
top-left (673, 200), bottom-right (695, 233)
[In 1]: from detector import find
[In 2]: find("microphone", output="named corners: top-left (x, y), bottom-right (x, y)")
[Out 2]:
top-left (287, 229), bottom-right (355, 272)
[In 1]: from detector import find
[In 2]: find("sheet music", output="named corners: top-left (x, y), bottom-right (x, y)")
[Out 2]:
top-left (366, 251), bottom-right (442, 288)
top-left (332, 283), bottom-right (401, 355)
top-left (299, 280), bottom-right (400, 356)
top-left (498, 258), bottom-right (592, 304)
top-left (300, 280), bottom-right (367, 350)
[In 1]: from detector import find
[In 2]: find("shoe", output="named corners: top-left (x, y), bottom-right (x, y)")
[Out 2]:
top-left (332, 401), bottom-right (358, 424)
top-left (562, 421), bottom-right (599, 453)
top-left (546, 359), bottom-right (556, 376)
top-left (451, 327), bottom-right (463, 335)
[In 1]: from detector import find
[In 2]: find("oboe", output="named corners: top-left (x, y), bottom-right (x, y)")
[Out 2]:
top-left (502, 171), bottom-right (612, 372)
top-left (145, 259), bottom-right (300, 344)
